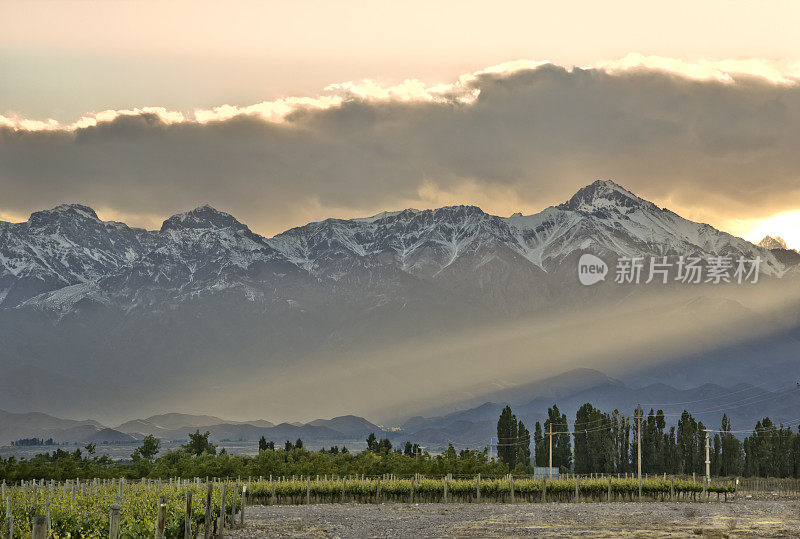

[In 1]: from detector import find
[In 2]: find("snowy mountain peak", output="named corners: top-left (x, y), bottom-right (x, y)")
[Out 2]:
top-left (160, 205), bottom-right (249, 233)
top-left (558, 179), bottom-right (659, 215)
top-left (758, 235), bottom-right (787, 250)
top-left (354, 209), bottom-right (420, 223)
top-left (28, 204), bottom-right (100, 225)
top-left (1, 183), bottom-right (789, 311)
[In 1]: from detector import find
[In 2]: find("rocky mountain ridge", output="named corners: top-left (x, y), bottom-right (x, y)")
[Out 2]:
top-left (1, 180), bottom-right (788, 313)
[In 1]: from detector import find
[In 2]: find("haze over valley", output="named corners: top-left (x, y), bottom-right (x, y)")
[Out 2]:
top-left (2, 180), bottom-right (800, 443)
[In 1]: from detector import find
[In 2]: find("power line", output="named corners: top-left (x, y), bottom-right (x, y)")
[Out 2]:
top-left (640, 381), bottom-right (791, 408)
top-left (658, 385), bottom-right (799, 417)
top-left (486, 384), bottom-right (800, 444)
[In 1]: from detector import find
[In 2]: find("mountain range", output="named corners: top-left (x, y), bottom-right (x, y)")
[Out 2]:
top-left (4, 368), bottom-right (799, 450)
top-left (0, 409), bottom-right (381, 447)
top-left (2, 180), bottom-right (800, 425)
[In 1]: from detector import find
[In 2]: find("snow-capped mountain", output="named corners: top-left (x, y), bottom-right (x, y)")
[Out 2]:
top-left (271, 180), bottom-right (784, 282)
top-left (2, 180), bottom-right (797, 420)
top-left (0, 180), bottom-right (787, 312)
top-left (758, 235), bottom-right (787, 250)
top-left (0, 204), bottom-right (152, 307)
top-left (505, 181), bottom-right (782, 273)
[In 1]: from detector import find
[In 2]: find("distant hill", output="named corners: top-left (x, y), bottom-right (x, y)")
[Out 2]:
top-left (116, 413), bottom-right (232, 435)
top-left (394, 368), bottom-right (800, 449)
top-left (307, 415), bottom-right (382, 437)
top-left (2, 410), bottom-right (379, 447)
top-left (5, 364), bottom-right (799, 451)
top-left (0, 409), bottom-right (102, 445)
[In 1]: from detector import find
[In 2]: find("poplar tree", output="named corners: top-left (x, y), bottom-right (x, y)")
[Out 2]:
top-left (496, 405), bottom-right (518, 467)
top-left (533, 421), bottom-right (546, 467)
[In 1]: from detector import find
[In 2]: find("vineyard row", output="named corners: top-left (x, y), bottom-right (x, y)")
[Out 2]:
top-left (1, 474), bottom-right (736, 538)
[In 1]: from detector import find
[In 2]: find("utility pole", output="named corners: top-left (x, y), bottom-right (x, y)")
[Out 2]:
top-left (705, 429), bottom-right (711, 485)
top-left (636, 405), bottom-right (642, 501)
top-left (548, 422), bottom-right (553, 480)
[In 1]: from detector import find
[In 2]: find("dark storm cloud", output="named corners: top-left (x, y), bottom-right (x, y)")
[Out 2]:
top-left (2, 64), bottom-right (800, 234)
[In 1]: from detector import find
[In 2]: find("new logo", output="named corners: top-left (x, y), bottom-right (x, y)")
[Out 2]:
top-left (578, 254), bottom-right (608, 286)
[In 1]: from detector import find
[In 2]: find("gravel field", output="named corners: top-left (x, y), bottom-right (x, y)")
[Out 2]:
top-left (227, 498), bottom-right (800, 537)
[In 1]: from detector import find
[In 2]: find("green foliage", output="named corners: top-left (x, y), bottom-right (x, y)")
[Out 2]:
top-left (496, 406), bottom-right (532, 469)
top-left (546, 405), bottom-right (572, 472)
top-left (533, 422), bottom-right (545, 467)
top-left (0, 445), bottom-right (509, 483)
top-left (2, 405), bottom-right (798, 484)
top-left (496, 406), bottom-right (518, 467)
top-left (365, 433), bottom-right (393, 455)
top-left (131, 435), bottom-right (160, 462)
top-left (366, 433), bottom-right (377, 451)
top-left (1, 480), bottom-right (239, 537)
top-left (183, 430), bottom-right (216, 457)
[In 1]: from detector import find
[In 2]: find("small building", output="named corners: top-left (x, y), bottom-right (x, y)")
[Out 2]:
top-left (532, 467), bottom-right (559, 479)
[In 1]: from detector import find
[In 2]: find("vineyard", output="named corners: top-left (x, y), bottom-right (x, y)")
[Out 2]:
top-left (1, 478), bottom-right (242, 538)
top-left (1, 474), bottom-right (735, 537)
top-left (244, 474), bottom-right (734, 504)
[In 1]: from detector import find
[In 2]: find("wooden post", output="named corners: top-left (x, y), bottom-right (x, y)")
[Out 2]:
top-left (510, 475), bottom-right (514, 503)
top-left (342, 477), bottom-right (346, 502)
top-left (443, 476), bottom-right (448, 503)
top-left (574, 475), bottom-right (579, 503)
top-left (184, 490), bottom-right (192, 539)
top-left (376, 478), bottom-right (381, 503)
top-left (542, 478), bottom-right (547, 503)
top-left (411, 477), bottom-right (415, 503)
top-left (219, 483), bottom-right (227, 530)
top-left (109, 503), bottom-right (121, 539)
top-left (233, 483), bottom-right (239, 527)
top-left (306, 477), bottom-right (311, 505)
top-left (203, 482), bottom-right (213, 539)
top-left (155, 496), bottom-right (167, 539)
top-left (5, 497), bottom-right (13, 539)
top-left (670, 476), bottom-right (674, 501)
top-left (476, 473), bottom-right (481, 503)
top-left (240, 485), bottom-right (246, 526)
top-left (32, 515), bottom-right (47, 539)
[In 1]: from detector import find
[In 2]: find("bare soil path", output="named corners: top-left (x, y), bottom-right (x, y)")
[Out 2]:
top-left (227, 498), bottom-right (800, 537)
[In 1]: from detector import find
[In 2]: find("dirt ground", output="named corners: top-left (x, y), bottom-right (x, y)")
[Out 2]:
top-left (226, 497), bottom-right (800, 537)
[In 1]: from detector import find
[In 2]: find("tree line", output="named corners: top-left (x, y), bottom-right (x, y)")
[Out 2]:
top-left (10, 437), bottom-right (56, 447)
top-left (4, 403), bottom-right (800, 482)
top-left (496, 403), bottom-right (800, 478)
top-left (0, 430), bottom-right (506, 482)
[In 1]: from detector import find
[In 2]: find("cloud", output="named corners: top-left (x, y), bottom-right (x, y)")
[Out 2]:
top-left (596, 53), bottom-right (800, 84)
top-left (2, 56), bottom-right (800, 237)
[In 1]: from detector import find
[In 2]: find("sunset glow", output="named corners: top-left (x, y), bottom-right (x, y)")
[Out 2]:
top-left (739, 211), bottom-right (800, 250)
top-left (5, 2), bottom-right (800, 531)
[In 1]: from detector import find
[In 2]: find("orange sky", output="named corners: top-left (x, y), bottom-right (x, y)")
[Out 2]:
top-left (2, 1), bottom-right (800, 248)
top-left (3, 0), bottom-right (800, 120)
